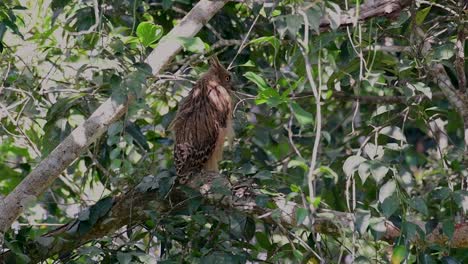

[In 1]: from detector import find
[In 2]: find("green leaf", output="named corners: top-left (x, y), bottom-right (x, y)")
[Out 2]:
top-left (46, 95), bottom-right (82, 122)
top-left (380, 126), bottom-right (406, 142)
top-left (305, 6), bottom-right (322, 33)
top-left (379, 180), bottom-right (396, 203)
top-left (442, 219), bottom-right (455, 239)
top-left (433, 44), bottom-right (455, 61)
top-left (296, 208), bottom-right (308, 225)
top-left (229, 213), bottom-right (245, 239)
top-left (243, 217), bottom-right (255, 241)
top-left (239, 60), bottom-right (255, 67)
top-left (108, 121), bottom-right (124, 136)
top-left (125, 70), bottom-right (149, 100)
top-left (253, 170), bottom-right (272, 180)
top-left (369, 217), bottom-right (387, 233)
top-left (370, 162), bottom-right (389, 183)
top-left (372, 105), bottom-right (396, 118)
top-left (358, 162), bottom-right (371, 184)
top-left (42, 118), bottom-right (71, 156)
top-left (249, 36), bottom-right (280, 54)
top-left (51, 0), bottom-right (72, 10)
top-left (36, 237), bottom-right (54, 247)
top-left (136, 22), bottom-right (163, 47)
top-left (343, 155), bottom-right (366, 177)
top-left (257, 87), bottom-right (283, 107)
top-left (316, 166), bottom-right (338, 183)
top-left (355, 209), bottom-right (371, 234)
top-left (409, 197), bottom-right (428, 216)
top-left (244, 71), bottom-right (269, 90)
top-left (88, 197), bottom-right (113, 225)
top-left (288, 159), bottom-right (309, 172)
top-left (402, 221), bottom-right (424, 240)
top-left (162, 0), bottom-right (172, 10)
top-left (419, 254), bottom-right (436, 264)
top-left (381, 195), bottom-right (399, 217)
top-left (117, 252), bottom-right (132, 264)
top-left (415, 6), bottom-right (431, 25)
top-left (255, 232), bottom-right (272, 250)
top-left (354, 256), bottom-right (372, 264)
top-left (453, 190), bottom-right (468, 212)
top-left (327, 59), bottom-right (360, 89)
top-left (442, 256), bottom-right (461, 264)
top-left (4, 240), bottom-right (31, 263)
top-left (291, 102), bottom-right (314, 126)
top-left (391, 245), bottom-right (407, 264)
top-left (177, 36), bottom-right (206, 53)
top-left (201, 252), bottom-right (246, 263)
top-left (363, 143), bottom-right (384, 160)
top-left (290, 184), bottom-right (301, 193)
top-left (236, 162), bottom-right (257, 175)
top-left (431, 187), bottom-right (451, 200)
top-left (293, 250), bottom-right (303, 261)
top-left (409, 82), bottom-right (432, 99)
top-left (188, 196), bottom-right (202, 214)
top-left (284, 14), bottom-right (302, 37)
top-left (326, 2), bottom-right (341, 30)
top-left (125, 122), bottom-right (150, 150)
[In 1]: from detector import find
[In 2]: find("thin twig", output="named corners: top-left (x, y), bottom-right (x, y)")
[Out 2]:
top-left (286, 104), bottom-right (304, 159)
top-left (0, 102), bottom-right (41, 156)
top-left (228, 13), bottom-right (260, 70)
top-left (298, 9), bottom-right (322, 215)
top-left (172, 39), bottom-right (243, 67)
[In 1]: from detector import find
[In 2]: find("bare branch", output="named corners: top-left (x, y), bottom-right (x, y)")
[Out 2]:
top-left (319, 0), bottom-right (412, 31)
top-left (297, 9), bottom-right (321, 217)
top-left (455, 0), bottom-right (467, 91)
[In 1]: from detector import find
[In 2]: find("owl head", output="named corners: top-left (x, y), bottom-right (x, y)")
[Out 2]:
top-left (208, 56), bottom-right (234, 91)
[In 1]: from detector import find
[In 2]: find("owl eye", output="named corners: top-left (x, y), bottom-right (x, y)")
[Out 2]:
top-left (225, 75), bottom-right (231, 82)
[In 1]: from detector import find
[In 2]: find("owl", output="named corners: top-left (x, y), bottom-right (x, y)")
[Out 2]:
top-left (170, 57), bottom-right (234, 183)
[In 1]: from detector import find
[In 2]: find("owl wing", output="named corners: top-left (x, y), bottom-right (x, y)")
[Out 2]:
top-left (174, 134), bottom-right (217, 177)
top-left (171, 94), bottom-right (220, 178)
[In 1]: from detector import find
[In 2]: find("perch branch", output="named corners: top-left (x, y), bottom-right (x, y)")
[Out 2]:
top-left (2, 172), bottom-right (468, 262)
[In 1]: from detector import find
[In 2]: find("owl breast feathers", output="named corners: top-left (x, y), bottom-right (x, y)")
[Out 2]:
top-left (170, 57), bottom-right (234, 182)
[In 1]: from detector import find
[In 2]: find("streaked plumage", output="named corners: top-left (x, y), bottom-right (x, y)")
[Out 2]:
top-left (170, 57), bottom-right (234, 183)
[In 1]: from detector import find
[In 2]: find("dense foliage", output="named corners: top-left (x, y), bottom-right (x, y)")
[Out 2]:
top-left (0, 0), bottom-right (467, 263)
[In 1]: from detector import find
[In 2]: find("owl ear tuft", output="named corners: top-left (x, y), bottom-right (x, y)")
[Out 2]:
top-left (209, 56), bottom-right (223, 69)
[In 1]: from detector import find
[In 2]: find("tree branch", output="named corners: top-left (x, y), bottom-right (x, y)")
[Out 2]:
top-left (318, 0), bottom-right (412, 31)
top-left (455, 0), bottom-right (467, 92)
top-left (3, 172), bottom-right (468, 262)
